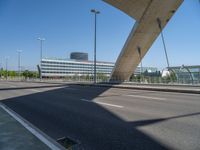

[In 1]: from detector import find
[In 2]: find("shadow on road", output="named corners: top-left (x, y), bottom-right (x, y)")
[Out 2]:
top-left (131, 112), bottom-right (200, 127)
top-left (1, 84), bottom-right (199, 150)
top-left (0, 84), bottom-right (68, 91)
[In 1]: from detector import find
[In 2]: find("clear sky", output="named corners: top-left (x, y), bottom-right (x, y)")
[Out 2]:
top-left (0, 0), bottom-right (200, 71)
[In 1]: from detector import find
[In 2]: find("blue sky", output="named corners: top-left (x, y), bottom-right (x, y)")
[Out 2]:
top-left (0, 0), bottom-right (200, 70)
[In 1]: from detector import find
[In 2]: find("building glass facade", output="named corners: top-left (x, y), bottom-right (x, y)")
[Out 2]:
top-left (41, 58), bottom-right (158, 78)
top-left (41, 58), bottom-right (114, 77)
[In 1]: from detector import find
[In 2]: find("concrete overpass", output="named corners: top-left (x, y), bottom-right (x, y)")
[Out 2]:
top-left (103, 0), bottom-right (183, 81)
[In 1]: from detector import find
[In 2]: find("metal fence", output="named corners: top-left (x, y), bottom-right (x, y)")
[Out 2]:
top-left (1, 75), bottom-right (199, 86)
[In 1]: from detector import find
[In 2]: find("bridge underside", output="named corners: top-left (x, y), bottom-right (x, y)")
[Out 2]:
top-left (103, 0), bottom-right (183, 81)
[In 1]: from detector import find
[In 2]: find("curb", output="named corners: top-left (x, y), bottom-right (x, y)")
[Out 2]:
top-left (73, 83), bottom-right (200, 94)
top-left (2, 80), bottom-right (199, 94)
top-left (0, 102), bottom-right (66, 150)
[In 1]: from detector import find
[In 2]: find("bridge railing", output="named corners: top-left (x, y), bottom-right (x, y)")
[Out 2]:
top-left (1, 76), bottom-right (200, 85)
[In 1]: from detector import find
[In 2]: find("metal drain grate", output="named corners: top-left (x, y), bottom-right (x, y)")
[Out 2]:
top-left (57, 136), bottom-right (77, 149)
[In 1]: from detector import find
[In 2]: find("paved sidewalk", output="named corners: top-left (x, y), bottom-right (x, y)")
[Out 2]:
top-left (0, 104), bottom-right (62, 150)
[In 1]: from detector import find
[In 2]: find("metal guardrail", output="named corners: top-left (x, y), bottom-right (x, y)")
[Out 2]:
top-left (1, 76), bottom-right (200, 86)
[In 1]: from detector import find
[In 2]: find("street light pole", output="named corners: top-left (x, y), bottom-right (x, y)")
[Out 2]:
top-left (5, 57), bottom-right (9, 80)
top-left (37, 38), bottom-right (45, 81)
top-left (0, 59), bottom-right (2, 79)
top-left (91, 9), bottom-right (100, 84)
top-left (17, 50), bottom-right (22, 79)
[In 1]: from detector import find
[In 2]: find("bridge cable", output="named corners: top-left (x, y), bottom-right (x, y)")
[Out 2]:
top-left (157, 18), bottom-right (178, 82)
top-left (157, 18), bottom-right (170, 69)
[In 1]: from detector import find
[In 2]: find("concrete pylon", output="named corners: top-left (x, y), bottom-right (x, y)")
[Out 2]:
top-left (103, 0), bottom-right (183, 81)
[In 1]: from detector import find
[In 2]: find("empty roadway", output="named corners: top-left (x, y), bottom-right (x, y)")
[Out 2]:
top-left (0, 81), bottom-right (200, 150)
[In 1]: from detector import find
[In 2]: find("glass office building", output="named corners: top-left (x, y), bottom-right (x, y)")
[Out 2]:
top-left (41, 58), bottom-right (114, 77)
top-left (41, 58), bottom-right (158, 78)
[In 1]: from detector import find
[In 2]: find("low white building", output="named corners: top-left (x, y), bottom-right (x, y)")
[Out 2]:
top-left (41, 58), bottom-right (114, 77)
top-left (40, 58), bottom-right (158, 78)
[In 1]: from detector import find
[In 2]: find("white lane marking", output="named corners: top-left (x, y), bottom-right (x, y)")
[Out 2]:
top-left (95, 101), bottom-right (124, 108)
top-left (159, 91), bottom-right (200, 97)
top-left (125, 95), bottom-right (166, 101)
top-left (28, 89), bottom-right (41, 92)
top-left (0, 103), bottom-right (61, 150)
top-left (27, 86), bottom-right (73, 93)
top-left (80, 99), bottom-right (124, 108)
top-left (80, 99), bottom-right (91, 102)
top-left (10, 85), bottom-right (17, 88)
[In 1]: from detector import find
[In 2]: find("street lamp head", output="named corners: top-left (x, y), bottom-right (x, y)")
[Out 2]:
top-left (91, 9), bottom-right (100, 14)
top-left (37, 37), bottom-right (45, 41)
top-left (91, 9), bottom-right (95, 13)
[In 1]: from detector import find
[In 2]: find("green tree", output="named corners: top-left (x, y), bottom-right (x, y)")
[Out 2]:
top-left (8, 71), bottom-right (16, 77)
top-left (22, 70), bottom-right (37, 79)
top-left (97, 73), bottom-right (108, 82)
top-left (162, 71), bottom-right (177, 83)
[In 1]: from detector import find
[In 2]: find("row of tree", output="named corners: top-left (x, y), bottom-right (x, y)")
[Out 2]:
top-left (130, 71), bottom-right (177, 83)
top-left (0, 68), bottom-right (177, 83)
top-left (0, 69), bottom-right (39, 79)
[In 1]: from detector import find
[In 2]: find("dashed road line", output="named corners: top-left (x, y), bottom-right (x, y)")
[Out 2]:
top-left (125, 95), bottom-right (166, 101)
top-left (80, 99), bottom-right (124, 108)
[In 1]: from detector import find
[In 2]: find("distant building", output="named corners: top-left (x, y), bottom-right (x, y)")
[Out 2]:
top-left (40, 52), bottom-right (158, 78)
top-left (41, 58), bottom-right (114, 77)
top-left (134, 67), bottom-right (158, 76)
top-left (70, 52), bottom-right (88, 61)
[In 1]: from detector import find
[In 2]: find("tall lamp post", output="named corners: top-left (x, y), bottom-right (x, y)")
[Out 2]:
top-left (17, 50), bottom-right (22, 79)
top-left (0, 59), bottom-right (2, 79)
top-left (37, 37), bottom-right (45, 80)
top-left (5, 57), bottom-right (9, 80)
top-left (91, 9), bottom-right (100, 84)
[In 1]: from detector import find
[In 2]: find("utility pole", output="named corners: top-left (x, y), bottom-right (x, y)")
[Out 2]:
top-left (37, 37), bottom-right (45, 81)
top-left (91, 9), bottom-right (100, 84)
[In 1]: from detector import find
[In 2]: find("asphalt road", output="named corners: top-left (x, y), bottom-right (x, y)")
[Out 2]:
top-left (0, 81), bottom-right (200, 150)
